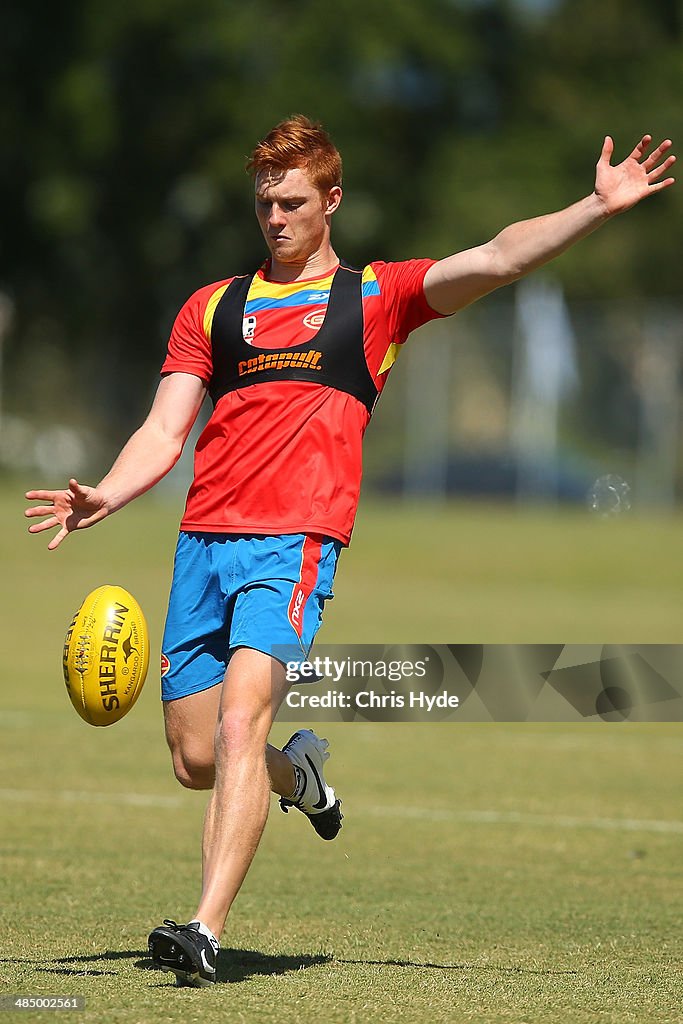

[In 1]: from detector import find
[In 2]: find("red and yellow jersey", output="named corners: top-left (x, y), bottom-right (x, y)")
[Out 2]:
top-left (162, 259), bottom-right (443, 544)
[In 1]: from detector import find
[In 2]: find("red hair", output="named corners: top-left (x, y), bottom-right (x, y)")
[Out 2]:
top-left (246, 115), bottom-right (342, 193)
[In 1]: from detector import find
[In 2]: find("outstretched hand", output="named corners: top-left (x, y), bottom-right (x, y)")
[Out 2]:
top-left (595, 135), bottom-right (676, 216)
top-left (25, 478), bottom-right (108, 550)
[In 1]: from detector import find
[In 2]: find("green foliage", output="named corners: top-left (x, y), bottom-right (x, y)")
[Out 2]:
top-left (1, 0), bottom-right (681, 428)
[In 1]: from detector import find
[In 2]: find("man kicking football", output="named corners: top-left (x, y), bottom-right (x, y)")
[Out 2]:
top-left (25, 115), bottom-right (674, 986)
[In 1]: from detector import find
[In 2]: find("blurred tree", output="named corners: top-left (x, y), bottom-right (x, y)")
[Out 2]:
top-left (417, 0), bottom-right (682, 297)
top-left (0, 0), bottom-right (680, 449)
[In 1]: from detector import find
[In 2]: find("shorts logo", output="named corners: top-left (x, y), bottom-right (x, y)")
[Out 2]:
top-left (160, 653), bottom-right (170, 676)
top-left (302, 309), bottom-right (326, 330)
top-left (289, 587), bottom-right (306, 630)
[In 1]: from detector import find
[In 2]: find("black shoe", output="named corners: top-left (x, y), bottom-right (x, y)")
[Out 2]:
top-left (148, 919), bottom-right (218, 987)
top-left (280, 794), bottom-right (344, 840)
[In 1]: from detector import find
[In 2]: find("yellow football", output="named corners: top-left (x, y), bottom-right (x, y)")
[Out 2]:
top-left (62, 585), bottom-right (150, 726)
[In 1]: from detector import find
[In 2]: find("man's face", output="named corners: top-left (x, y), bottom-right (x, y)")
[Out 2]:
top-left (254, 166), bottom-right (341, 264)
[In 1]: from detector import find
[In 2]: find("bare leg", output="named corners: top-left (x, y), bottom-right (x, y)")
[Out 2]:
top-left (191, 647), bottom-right (291, 939)
top-left (164, 677), bottom-right (295, 797)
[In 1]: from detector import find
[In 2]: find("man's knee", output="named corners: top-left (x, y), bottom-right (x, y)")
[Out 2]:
top-left (214, 707), bottom-right (271, 762)
top-left (163, 688), bottom-right (221, 790)
top-left (170, 741), bottom-right (215, 790)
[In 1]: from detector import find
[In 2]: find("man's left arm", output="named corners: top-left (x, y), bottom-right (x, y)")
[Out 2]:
top-left (424, 135), bottom-right (676, 316)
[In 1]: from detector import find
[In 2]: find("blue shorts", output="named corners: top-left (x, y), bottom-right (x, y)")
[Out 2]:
top-left (160, 531), bottom-right (342, 702)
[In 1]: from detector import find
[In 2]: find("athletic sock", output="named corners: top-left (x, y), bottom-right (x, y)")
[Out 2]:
top-left (290, 763), bottom-right (306, 802)
top-left (188, 919), bottom-right (220, 951)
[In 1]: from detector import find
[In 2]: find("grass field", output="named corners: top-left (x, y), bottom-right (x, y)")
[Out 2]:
top-left (1, 482), bottom-right (682, 1022)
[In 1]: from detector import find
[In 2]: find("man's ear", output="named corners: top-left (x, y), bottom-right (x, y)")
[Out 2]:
top-left (325, 186), bottom-right (343, 215)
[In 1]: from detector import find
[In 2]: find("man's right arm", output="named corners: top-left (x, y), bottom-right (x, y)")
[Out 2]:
top-left (25, 371), bottom-right (207, 550)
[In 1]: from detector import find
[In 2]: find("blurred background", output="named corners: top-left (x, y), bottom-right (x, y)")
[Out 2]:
top-left (1, 0), bottom-right (682, 508)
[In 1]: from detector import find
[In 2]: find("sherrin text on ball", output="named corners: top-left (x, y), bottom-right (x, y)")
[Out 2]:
top-left (62, 585), bottom-right (149, 726)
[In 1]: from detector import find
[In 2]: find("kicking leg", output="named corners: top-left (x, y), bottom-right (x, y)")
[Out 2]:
top-left (163, 677), bottom-right (297, 797)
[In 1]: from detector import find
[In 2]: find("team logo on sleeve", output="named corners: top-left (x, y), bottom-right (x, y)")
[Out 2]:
top-left (161, 653), bottom-right (170, 676)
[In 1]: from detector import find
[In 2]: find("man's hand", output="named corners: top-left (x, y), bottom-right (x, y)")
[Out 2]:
top-left (595, 135), bottom-right (676, 217)
top-left (25, 478), bottom-right (109, 550)
top-left (23, 373), bottom-right (207, 552)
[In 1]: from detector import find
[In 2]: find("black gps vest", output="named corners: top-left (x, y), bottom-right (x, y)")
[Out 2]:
top-left (208, 262), bottom-right (378, 415)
